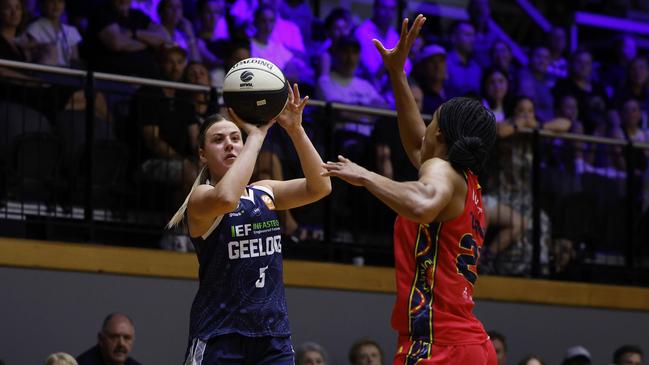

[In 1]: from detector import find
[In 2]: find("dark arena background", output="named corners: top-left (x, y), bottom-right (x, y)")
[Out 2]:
top-left (1, 0), bottom-right (649, 364)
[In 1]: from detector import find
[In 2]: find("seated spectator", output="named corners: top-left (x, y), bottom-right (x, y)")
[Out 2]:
top-left (445, 20), bottom-right (482, 98)
top-left (21, 0), bottom-right (82, 67)
top-left (45, 353), bottom-right (78, 365)
top-left (412, 44), bottom-right (447, 114)
top-left (518, 355), bottom-right (545, 365)
top-left (561, 345), bottom-right (592, 365)
top-left (314, 7), bottom-right (353, 78)
top-left (194, 0), bottom-right (228, 68)
top-left (354, 0), bottom-right (411, 97)
top-left (554, 49), bottom-right (611, 134)
top-left (518, 46), bottom-right (556, 122)
top-left (481, 67), bottom-right (514, 123)
top-left (85, 0), bottom-right (167, 76)
top-left (613, 56), bottom-right (649, 128)
top-left (279, 0), bottom-right (314, 47)
top-left (316, 35), bottom-right (385, 161)
top-left (295, 342), bottom-right (328, 365)
top-left (619, 98), bottom-right (649, 188)
top-left (547, 26), bottom-right (568, 79)
top-left (603, 34), bottom-right (637, 97)
top-left (129, 46), bottom-right (199, 207)
top-left (348, 338), bottom-right (383, 365)
top-left (487, 330), bottom-right (507, 365)
top-left (613, 345), bottom-right (643, 365)
top-left (491, 40), bottom-right (518, 88)
top-left (467, 0), bottom-right (501, 68)
top-left (250, 5), bottom-right (313, 85)
top-left (182, 61), bottom-right (218, 122)
top-left (76, 313), bottom-right (142, 365)
top-left (156, 0), bottom-right (200, 61)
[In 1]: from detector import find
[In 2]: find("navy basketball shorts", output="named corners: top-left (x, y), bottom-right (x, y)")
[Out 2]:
top-left (184, 333), bottom-right (294, 365)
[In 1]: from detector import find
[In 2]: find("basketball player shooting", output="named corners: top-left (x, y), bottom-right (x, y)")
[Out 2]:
top-left (168, 84), bottom-right (331, 364)
top-left (322, 15), bottom-right (499, 365)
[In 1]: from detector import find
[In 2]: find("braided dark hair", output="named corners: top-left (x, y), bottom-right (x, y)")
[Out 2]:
top-left (437, 97), bottom-right (496, 174)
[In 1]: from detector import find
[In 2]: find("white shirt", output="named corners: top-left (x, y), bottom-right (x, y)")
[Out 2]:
top-left (24, 18), bottom-right (82, 66)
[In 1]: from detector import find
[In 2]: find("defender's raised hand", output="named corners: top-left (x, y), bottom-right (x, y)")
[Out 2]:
top-left (372, 14), bottom-right (426, 74)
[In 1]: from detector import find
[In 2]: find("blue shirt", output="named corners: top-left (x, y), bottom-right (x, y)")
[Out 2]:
top-left (188, 185), bottom-right (289, 340)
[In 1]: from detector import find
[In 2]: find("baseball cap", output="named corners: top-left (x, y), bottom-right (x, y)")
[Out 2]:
top-left (564, 346), bottom-right (591, 360)
top-left (415, 44), bottom-right (446, 63)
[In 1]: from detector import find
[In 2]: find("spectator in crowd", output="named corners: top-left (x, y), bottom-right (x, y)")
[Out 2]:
top-left (619, 98), bottom-right (649, 183)
top-left (487, 330), bottom-right (507, 365)
top-left (354, 0), bottom-right (411, 94)
top-left (315, 7), bottom-right (353, 78)
top-left (491, 39), bottom-right (518, 88)
top-left (561, 345), bottom-right (592, 365)
top-left (316, 35), bottom-right (385, 162)
top-left (348, 339), bottom-right (384, 365)
top-left (129, 45), bottom-right (199, 208)
top-left (157, 0), bottom-right (200, 61)
top-left (614, 56), bottom-right (649, 129)
top-left (85, 0), bottom-right (167, 76)
top-left (467, 0), bottom-right (500, 67)
top-left (482, 67), bottom-right (514, 123)
top-left (279, 0), bottom-right (314, 47)
top-left (554, 49), bottom-right (611, 134)
top-left (518, 355), bottom-right (545, 365)
top-left (21, 0), bottom-right (82, 67)
top-left (194, 0), bottom-right (228, 68)
top-left (182, 61), bottom-right (217, 122)
top-left (295, 342), bottom-right (328, 365)
top-left (77, 313), bottom-right (142, 365)
top-left (412, 44), bottom-right (447, 114)
top-left (250, 4), bottom-right (313, 85)
top-left (547, 26), bottom-right (568, 79)
top-left (518, 45), bottom-right (556, 122)
top-left (603, 34), bottom-right (637, 96)
top-left (445, 20), bottom-right (482, 98)
top-left (46, 353), bottom-right (78, 365)
top-left (374, 81), bottom-right (422, 182)
top-left (613, 345), bottom-right (644, 365)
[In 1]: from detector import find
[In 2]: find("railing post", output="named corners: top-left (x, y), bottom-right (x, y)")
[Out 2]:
top-left (84, 71), bottom-right (95, 240)
top-left (625, 141), bottom-right (636, 270)
top-left (531, 128), bottom-right (541, 277)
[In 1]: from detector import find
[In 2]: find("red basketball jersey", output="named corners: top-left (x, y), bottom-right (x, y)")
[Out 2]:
top-left (391, 170), bottom-right (488, 346)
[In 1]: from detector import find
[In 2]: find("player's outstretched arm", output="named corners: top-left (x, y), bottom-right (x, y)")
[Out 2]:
top-left (323, 155), bottom-right (454, 224)
top-left (255, 83), bottom-right (332, 210)
top-left (374, 14), bottom-right (427, 169)
top-left (188, 112), bottom-right (274, 228)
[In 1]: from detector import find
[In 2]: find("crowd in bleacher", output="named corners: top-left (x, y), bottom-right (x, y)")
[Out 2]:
top-left (1, 0), bottom-right (649, 277)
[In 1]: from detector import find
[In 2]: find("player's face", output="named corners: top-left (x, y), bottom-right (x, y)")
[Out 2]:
top-left (200, 121), bottom-right (244, 179)
top-left (301, 350), bottom-right (326, 365)
top-left (98, 317), bottom-right (134, 364)
top-left (356, 344), bottom-right (382, 365)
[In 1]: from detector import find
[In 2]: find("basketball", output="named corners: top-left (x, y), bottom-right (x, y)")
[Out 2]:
top-left (223, 58), bottom-right (290, 125)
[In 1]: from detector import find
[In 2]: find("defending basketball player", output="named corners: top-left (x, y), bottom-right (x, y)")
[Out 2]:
top-left (168, 84), bottom-right (331, 364)
top-left (322, 15), bottom-right (498, 365)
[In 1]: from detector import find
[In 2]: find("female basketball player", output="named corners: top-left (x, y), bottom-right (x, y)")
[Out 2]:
top-left (323, 15), bottom-right (498, 365)
top-left (169, 84), bottom-right (331, 364)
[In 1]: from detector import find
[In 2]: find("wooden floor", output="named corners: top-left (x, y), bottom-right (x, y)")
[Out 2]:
top-left (2, 237), bottom-right (649, 311)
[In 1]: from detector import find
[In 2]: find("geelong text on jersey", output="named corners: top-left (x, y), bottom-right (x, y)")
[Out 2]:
top-left (228, 235), bottom-right (282, 259)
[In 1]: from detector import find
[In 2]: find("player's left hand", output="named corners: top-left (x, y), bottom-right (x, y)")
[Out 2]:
top-left (321, 155), bottom-right (369, 186)
top-left (277, 83), bottom-right (309, 134)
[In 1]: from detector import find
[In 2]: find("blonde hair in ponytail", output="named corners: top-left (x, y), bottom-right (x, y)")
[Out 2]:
top-left (166, 113), bottom-right (230, 229)
top-left (166, 165), bottom-right (209, 228)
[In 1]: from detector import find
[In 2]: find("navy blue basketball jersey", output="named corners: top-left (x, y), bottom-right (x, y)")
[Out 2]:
top-left (188, 185), bottom-right (290, 340)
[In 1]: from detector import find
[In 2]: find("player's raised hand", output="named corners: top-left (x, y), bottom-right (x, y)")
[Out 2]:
top-left (277, 83), bottom-right (309, 134)
top-left (322, 155), bottom-right (369, 186)
top-left (372, 14), bottom-right (426, 74)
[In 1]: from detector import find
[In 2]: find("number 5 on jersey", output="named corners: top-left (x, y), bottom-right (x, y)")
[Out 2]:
top-left (255, 266), bottom-right (269, 288)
